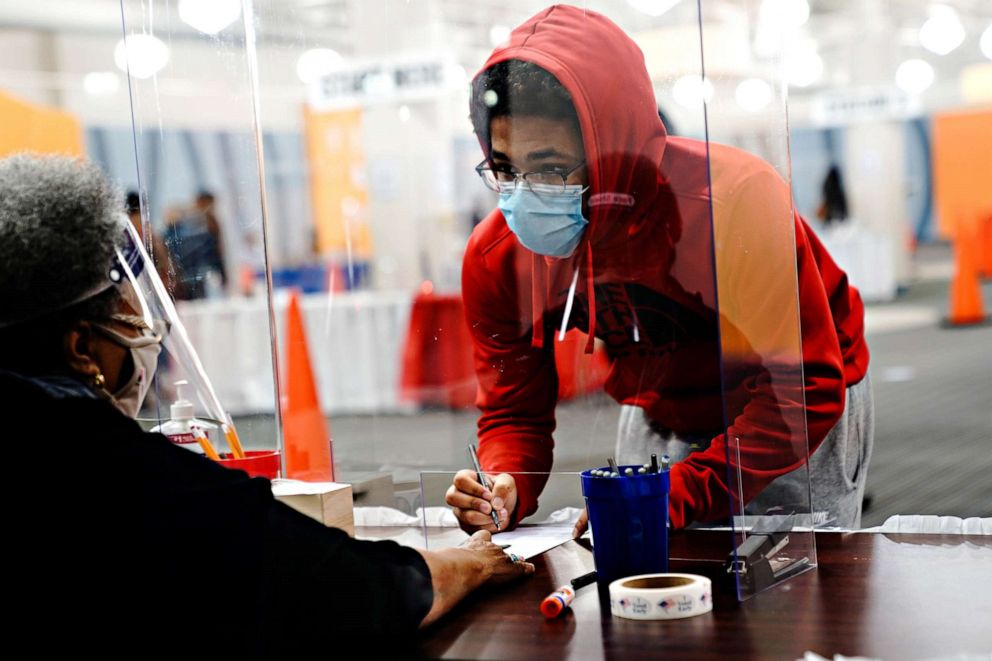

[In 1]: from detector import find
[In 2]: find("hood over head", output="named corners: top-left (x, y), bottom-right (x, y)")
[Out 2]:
top-left (474, 4), bottom-right (668, 250)
top-left (472, 4), bottom-right (672, 352)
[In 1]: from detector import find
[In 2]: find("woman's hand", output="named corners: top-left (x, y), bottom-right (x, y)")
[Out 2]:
top-left (418, 530), bottom-right (534, 627)
top-left (459, 530), bottom-right (534, 585)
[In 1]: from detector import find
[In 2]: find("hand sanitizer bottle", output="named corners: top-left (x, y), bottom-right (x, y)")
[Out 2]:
top-left (151, 380), bottom-right (218, 454)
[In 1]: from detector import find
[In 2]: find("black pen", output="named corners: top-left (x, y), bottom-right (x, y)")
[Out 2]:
top-left (570, 570), bottom-right (597, 590)
top-left (468, 443), bottom-right (501, 531)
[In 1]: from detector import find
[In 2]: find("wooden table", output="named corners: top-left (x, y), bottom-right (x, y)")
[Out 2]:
top-left (417, 531), bottom-right (992, 659)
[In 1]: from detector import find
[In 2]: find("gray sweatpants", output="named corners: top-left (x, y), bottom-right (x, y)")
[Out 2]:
top-left (615, 373), bottom-right (874, 528)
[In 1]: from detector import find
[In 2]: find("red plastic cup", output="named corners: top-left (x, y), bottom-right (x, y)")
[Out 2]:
top-left (216, 450), bottom-right (281, 480)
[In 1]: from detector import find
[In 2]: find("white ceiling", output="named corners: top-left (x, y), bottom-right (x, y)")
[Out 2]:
top-left (0, 0), bottom-right (990, 98)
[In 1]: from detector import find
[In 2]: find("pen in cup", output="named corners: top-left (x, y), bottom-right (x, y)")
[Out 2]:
top-left (468, 443), bottom-right (501, 531)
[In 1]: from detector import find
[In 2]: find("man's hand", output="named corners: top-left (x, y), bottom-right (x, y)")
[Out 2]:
top-left (445, 469), bottom-right (518, 533)
top-left (572, 508), bottom-right (588, 539)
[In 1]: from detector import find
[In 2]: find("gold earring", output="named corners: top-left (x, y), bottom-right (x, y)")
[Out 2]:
top-left (93, 373), bottom-right (106, 389)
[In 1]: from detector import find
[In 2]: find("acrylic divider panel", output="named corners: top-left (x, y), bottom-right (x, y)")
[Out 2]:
top-left (242, 1), bottom-right (637, 505)
top-left (696, 0), bottom-right (818, 598)
top-left (119, 0), bottom-right (282, 463)
top-left (161, 0), bottom-right (819, 604)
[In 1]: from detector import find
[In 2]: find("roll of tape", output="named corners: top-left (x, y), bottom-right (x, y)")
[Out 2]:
top-left (609, 573), bottom-right (712, 620)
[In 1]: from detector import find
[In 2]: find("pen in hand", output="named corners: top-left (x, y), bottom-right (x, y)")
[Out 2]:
top-left (468, 443), bottom-right (501, 531)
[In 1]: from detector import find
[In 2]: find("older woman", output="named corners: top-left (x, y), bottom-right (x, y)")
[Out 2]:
top-left (0, 153), bottom-right (531, 654)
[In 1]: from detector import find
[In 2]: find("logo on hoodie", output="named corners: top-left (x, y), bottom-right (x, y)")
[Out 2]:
top-left (589, 192), bottom-right (635, 208)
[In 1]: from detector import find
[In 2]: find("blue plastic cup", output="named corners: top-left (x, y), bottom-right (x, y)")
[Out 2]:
top-left (580, 466), bottom-right (670, 586)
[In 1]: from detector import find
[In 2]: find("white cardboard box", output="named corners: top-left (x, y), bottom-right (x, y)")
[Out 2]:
top-left (271, 480), bottom-right (355, 536)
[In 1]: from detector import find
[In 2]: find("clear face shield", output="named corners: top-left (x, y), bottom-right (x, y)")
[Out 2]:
top-left (111, 219), bottom-right (245, 458)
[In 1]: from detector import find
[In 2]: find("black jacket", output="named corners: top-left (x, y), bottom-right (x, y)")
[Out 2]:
top-left (3, 370), bottom-right (432, 655)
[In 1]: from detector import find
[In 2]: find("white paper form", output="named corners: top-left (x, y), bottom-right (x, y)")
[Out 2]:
top-left (492, 524), bottom-right (577, 560)
top-left (353, 506), bottom-right (587, 558)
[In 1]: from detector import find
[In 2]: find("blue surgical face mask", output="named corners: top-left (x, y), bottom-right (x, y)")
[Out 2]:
top-left (498, 183), bottom-right (589, 258)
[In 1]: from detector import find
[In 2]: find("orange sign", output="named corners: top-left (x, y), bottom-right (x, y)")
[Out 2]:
top-left (303, 105), bottom-right (372, 257)
top-left (932, 108), bottom-right (992, 239)
top-left (0, 89), bottom-right (84, 158)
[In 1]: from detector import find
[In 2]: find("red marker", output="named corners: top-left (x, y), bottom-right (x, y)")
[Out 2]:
top-left (540, 585), bottom-right (576, 618)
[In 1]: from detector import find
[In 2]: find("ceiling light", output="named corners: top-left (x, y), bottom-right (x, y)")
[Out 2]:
top-left (626, 0), bottom-right (682, 17)
top-left (114, 35), bottom-right (169, 79)
top-left (489, 25), bottom-right (511, 47)
top-left (83, 71), bottom-right (121, 96)
top-left (980, 24), bottom-right (992, 61)
top-left (895, 59), bottom-right (935, 94)
top-left (445, 63), bottom-right (469, 88)
top-left (785, 43), bottom-right (823, 88)
top-left (672, 74), bottom-right (713, 109)
top-left (735, 78), bottom-right (773, 112)
top-left (960, 62), bottom-right (992, 103)
top-left (178, 0), bottom-right (241, 35)
top-left (296, 48), bottom-right (343, 85)
top-left (759, 0), bottom-right (810, 29)
top-left (919, 4), bottom-right (965, 56)
top-left (754, 0), bottom-right (811, 58)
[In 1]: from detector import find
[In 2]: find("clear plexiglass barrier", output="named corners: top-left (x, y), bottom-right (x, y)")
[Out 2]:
top-left (112, 0), bottom-right (826, 600)
top-left (119, 0), bottom-right (282, 469)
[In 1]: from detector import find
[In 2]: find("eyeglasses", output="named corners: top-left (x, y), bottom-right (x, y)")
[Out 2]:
top-left (100, 313), bottom-right (170, 340)
top-left (112, 313), bottom-right (153, 332)
top-left (475, 159), bottom-right (586, 195)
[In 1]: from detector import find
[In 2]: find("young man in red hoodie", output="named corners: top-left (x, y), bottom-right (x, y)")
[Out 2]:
top-left (445, 5), bottom-right (873, 532)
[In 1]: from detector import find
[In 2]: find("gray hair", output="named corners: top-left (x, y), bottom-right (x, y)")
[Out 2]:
top-left (0, 153), bottom-right (124, 328)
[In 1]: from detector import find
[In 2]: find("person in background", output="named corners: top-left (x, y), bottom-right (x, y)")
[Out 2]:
top-left (446, 6), bottom-right (873, 534)
top-left (816, 165), bottom-right (850, 225)
top-left (162, 189), bottom-right (228, 299)
top-left (0, 153), bottom-right (532, 655)
top-left (194, 189), bottom-right (228, 284)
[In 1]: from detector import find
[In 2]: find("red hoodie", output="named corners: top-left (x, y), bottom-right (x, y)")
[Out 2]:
top-left (462, 5), bottom-right (869, 529)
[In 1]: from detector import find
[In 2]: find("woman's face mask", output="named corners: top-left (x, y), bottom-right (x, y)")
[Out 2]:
top-left (498, 183), bottom-right (589, 258)
top-left (93, 314), bottom-right (164, 418)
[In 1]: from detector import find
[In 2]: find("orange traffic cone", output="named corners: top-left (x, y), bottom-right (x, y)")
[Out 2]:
top-left (281, 289), bottom-right (335, 481)
top-left (945, 223), bottom-right (988, 327)
top-left (979, 213), bottom-right (992, 279)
